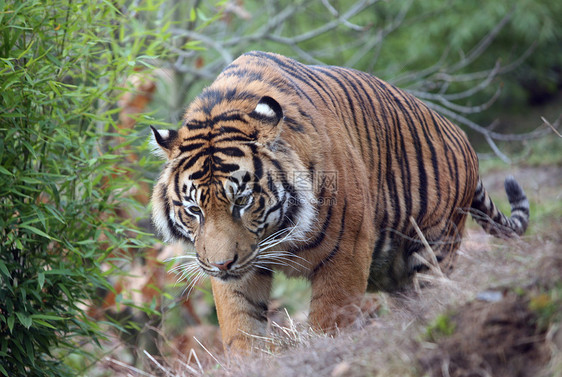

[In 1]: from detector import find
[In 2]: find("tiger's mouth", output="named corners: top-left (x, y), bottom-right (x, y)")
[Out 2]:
top-left (196, 251), bottom-right (260, 281)
top-left (209, 270), bottom-right (245, 281)
top-left (200, 266), bottom-right (252, 281)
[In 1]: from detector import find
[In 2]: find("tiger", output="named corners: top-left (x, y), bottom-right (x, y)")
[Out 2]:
top-left (150, 51), bottom-right (530, 351)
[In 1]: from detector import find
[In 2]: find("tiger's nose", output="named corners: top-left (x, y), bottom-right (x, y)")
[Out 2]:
top-left (209, 255), bottom-right (237, 271)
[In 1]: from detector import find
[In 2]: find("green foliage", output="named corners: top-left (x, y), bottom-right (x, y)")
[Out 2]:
top-left (358, 0), bottom-right (561, 106)
top-left (529, 286), bottom-right (562, 331)
top-left (0, 1), bottom-right (172, 375)
top-left (153, 0), bottom-right (562, 129)
top-left (425, 313), bottom-right (456, 341)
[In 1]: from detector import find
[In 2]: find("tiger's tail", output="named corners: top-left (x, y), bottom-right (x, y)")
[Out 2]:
top-left (470, 176), bottom-right (530, 238)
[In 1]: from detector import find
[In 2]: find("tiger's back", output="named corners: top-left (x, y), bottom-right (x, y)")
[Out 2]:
top-left (150, 51), bottom-right (529, 351)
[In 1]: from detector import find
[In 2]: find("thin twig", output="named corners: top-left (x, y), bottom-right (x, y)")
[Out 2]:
top-left (143, 350), bottom-right (174, 376)
top-left (107, 358), bottom-right (158, 377)
top-left (409, 216), bottom-right (445, 278)
top-left (541, 116), bottom-right (562, 138)
top-left (193, 336), bottom-right (224, 370)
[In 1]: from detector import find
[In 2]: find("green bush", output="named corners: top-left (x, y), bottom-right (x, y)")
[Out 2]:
top-left (0, 1), bottom-right (170, 375)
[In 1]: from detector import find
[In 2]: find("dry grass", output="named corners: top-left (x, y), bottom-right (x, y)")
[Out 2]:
top-left (131, 226), bottom-right (560, 377)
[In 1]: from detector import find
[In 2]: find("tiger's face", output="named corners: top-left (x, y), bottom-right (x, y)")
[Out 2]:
top-left (151, 96), bottom-right (315, 281)
top-left (165, 164), bottom-right (281, 281)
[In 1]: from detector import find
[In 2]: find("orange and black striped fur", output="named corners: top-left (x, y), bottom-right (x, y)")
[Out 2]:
top-left (151, 51), bottom-right (529, 351)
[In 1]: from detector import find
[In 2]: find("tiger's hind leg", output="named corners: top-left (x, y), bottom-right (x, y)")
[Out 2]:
top-left (408, 213), bottom-right (468, 279)
top-left (367, 230), bottom-right (414, 292)
top-left (367, 214), bottom-right (468, 292)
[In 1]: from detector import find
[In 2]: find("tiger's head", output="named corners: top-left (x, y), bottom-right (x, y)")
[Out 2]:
top-left (151, 96), bottom-right (316, 281)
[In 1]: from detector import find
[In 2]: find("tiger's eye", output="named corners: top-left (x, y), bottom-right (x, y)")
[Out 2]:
top-left (234, 196), bottom-right (249, 206)
top-left (188, 205), bottom-right (201, 213)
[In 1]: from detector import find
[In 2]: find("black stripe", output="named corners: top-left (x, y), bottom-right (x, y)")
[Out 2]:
top-left (340, 69), bottom-right (376, 169)
top-left (311, 199), bottom-right (347, 276)
top-left (232, 290), bottom-right (268, 322)
top-left (159, 187), bottom-right (187, 242)
top-left (178, 149), bottom-right (207, 172)
top-left (511, 206), bottom-right (530, 214)
top-left (244, 51), bottom-right (330, 109)
top-left (216, 147), bottom-right (245, 157)
top-left (372, 211), bottom-right (389, 258)
top-left (256, 267), bottom-right (273, 277)
top-left (231, 308), bottom-right (267, 323)
top-left (189, 163), bottom-right (209, 180)
top-left (313, 66), bottom-right (363, 155)
top-left (252, 196), bottom-right (266, 216)
top-left (511, 213), bottom-right (527, 222)
top-left (173, 171), bottom-right (181, 199)
top-left (198, 89), bottom-right (224, 115)
top-left (403, 95), bottom-right (442, 217)
top-left (219, 126), bottom-right (255, 136)
top-left (289, 189), bottom-right (332, 253)
top-left (253, 155), bottom-right (263, 180)
top-left (222, 67), bottom-right (265, 83)
top-left (179, 142), bottom-right (205, 153)
top-left (213, 112), bottom-right (250, 124)
top-left (283, 116), bottom-right (305, 132)
top-left (360, 75), bottom-right (386, 218)
top-left (390, 91), bottom-right (429, 222)
top-left (215, 162), bottom-right (240, 174)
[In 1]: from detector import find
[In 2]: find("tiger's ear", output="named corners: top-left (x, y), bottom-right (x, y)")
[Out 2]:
top-left (250, 96), bottom-right (283, 146)
top-left (150, 126), bottom-right (179, 160)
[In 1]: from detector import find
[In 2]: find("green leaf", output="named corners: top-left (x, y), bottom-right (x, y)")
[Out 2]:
top-left (58, 283), bottom-right (72, 300)
top-left (16, 312), bottom-right (32, 329)
top-left (32, 319), bottom-right (56, 329)
top-left (44, 269), bottom-right (75, 276)
top-left (0, 260), bottom-right (10, 278)
top-left (24, 337), bottom-right (34, 365)
top-left (0, 165), bottom-right (13, 176)
top-left (30, 314), bottom-right (66, 321)
top-left (20, 176), bottom-right (43, 185)
top-left (19, 224), bottom-right (57, 241)
top-left (38, 272), bottom-right (45, 289)
top-left (7, 316), bottom-right (14, 333)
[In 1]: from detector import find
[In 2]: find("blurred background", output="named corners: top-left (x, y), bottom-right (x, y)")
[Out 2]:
top-left (1, 0), bottom-right (560, 375)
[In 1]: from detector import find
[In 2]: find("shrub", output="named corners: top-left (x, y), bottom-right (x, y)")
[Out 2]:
top-left (0, 1), bottom-right (168, 375)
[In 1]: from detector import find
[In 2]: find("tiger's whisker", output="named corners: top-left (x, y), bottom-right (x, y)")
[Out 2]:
top-left (267, 250), bottom-right (311, 263)
top-left (260, 256), bottom-right (309, 271)
top-left (164, 255), bottom-right (197, 263)
top-left (257, 259), bottom-right (303, 272)
top-left (253, 264), bottom-right (274, 273)
top-left (182, 270), bottom-right (207, 297)
top-left (171, 262), bottom-right (200, 282)
top-left (170, 263), bottom-right (200, 276)
top-left (260, 225), bottom-right (297, 243)
top-left (169, 262), bottom-right (198, 273)
top-left (259, 222), bottom-right (303, 247)
top-left (259, 232), bottom-right (300, 250)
